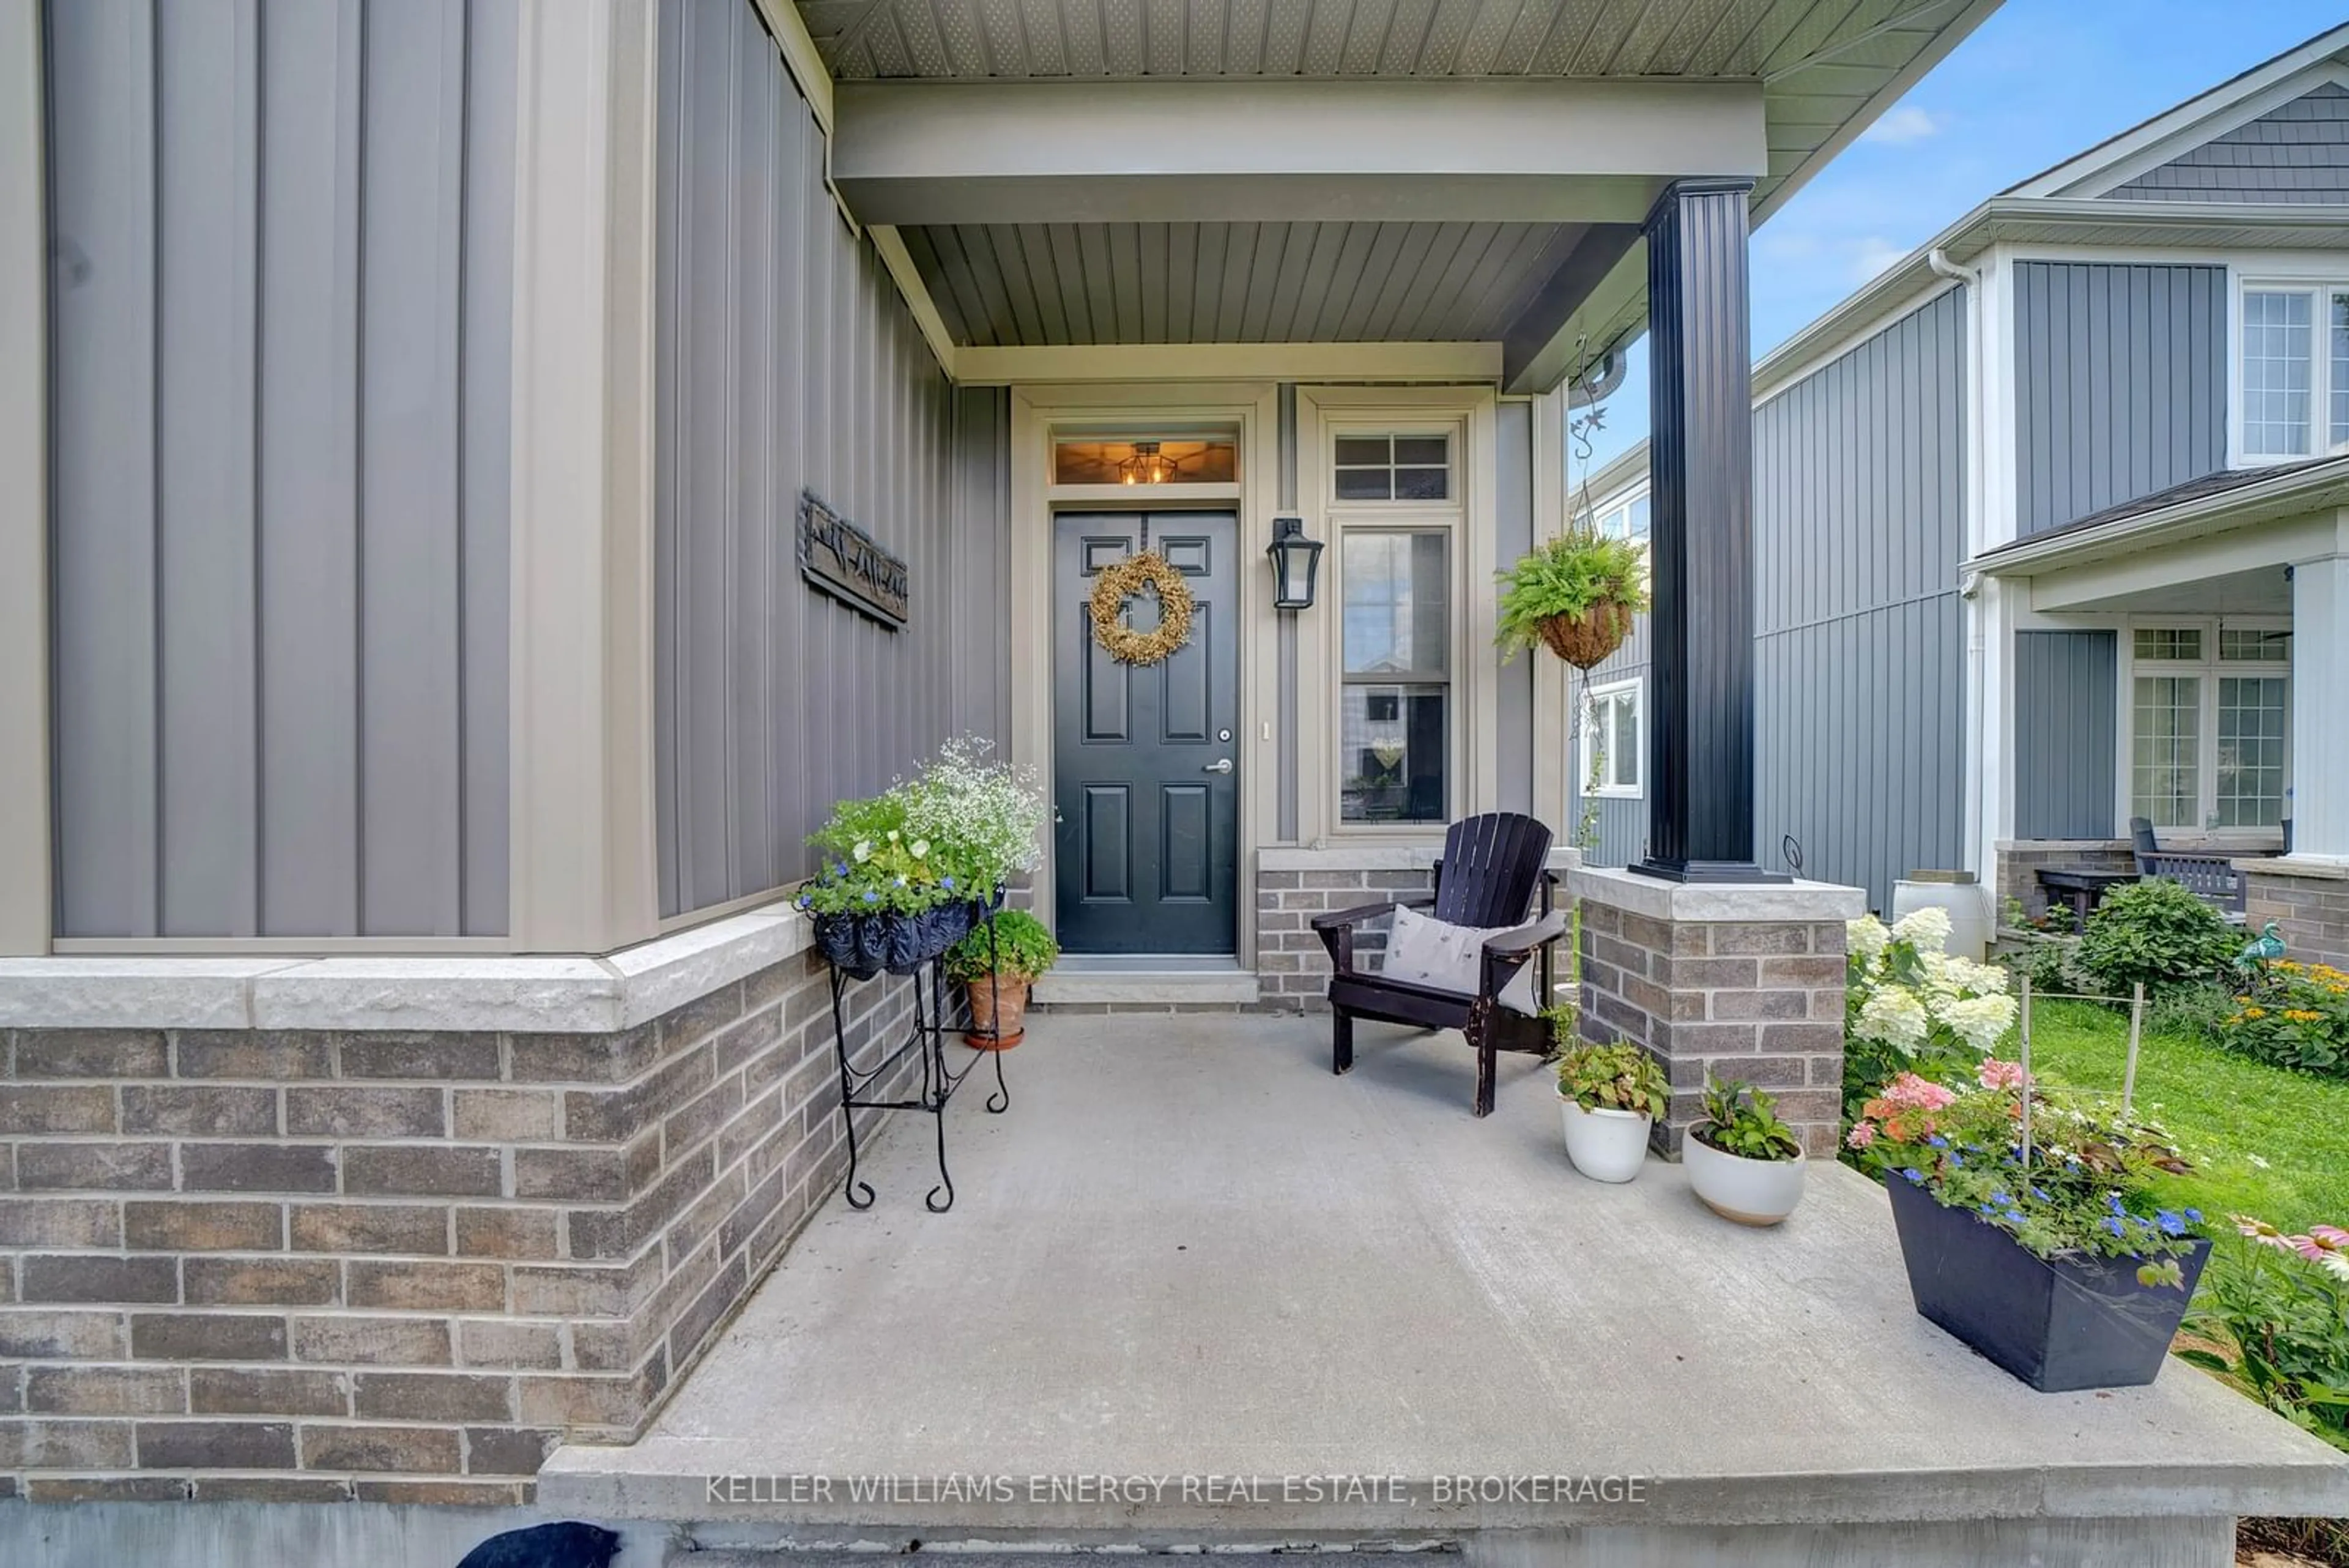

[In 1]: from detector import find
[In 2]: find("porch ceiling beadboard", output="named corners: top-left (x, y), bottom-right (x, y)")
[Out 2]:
top-left (898, 219), bottom-right (1589, 346)
top-left (796, 0), bottom-right (2000, 374)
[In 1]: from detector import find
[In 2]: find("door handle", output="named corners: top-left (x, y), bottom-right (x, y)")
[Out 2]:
top-left (1202, 758), bottom-right (1234, 775)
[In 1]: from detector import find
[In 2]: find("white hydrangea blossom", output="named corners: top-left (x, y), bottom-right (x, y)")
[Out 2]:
top-left (1891, 903), bottom-right (1953, 953)
top-left (1846, 916), bottom-right (1889, 962)
top-left (1856, 985), bottom-right (1930, 1052)
top-left (1940, 992), bottom-right (2019, 1053)
top-left (1845, 909), bottom-right (2017, 1060)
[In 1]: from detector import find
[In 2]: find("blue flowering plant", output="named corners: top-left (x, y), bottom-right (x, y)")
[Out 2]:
top-left (1857, 1062), bottom-right (2211, 1289)
top-left (796, 738), bottom-right (1048, 918)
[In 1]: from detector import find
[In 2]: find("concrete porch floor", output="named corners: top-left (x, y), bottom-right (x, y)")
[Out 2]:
top-left (538, 1014), bottom-right (2349, 1548)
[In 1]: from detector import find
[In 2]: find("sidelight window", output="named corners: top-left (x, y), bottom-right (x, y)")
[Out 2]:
top-left (1340, 530), bottom-right (1449, 824)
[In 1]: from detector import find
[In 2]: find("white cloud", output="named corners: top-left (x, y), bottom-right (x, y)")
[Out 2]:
top-left (1850, 236), bottom-right (1908, 282)
top-left (1863, 105), bottom-right (1940, 144)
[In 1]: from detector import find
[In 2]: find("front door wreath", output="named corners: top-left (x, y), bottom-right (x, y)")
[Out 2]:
top-left (1088, 551), bottom-right (1195, 666)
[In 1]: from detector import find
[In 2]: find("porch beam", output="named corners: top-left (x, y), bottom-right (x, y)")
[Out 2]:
top-left (1635, 179), bottom-right (1779, 884)
top-left (954, 340), bottom-right (1502, 386)
top-left (829, 78), bottom-right (1766, 226)
top-left (1500, 226), bottom-right (1644, 394)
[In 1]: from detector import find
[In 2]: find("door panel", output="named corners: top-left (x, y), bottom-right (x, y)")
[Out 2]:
top-left (1055, 512), bottom-right (1239, 954)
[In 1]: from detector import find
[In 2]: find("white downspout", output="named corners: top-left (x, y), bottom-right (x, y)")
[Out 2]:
top-left (1928, 248), bottom-right (1994, 899)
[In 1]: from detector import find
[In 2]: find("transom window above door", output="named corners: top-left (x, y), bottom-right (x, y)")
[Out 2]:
top-left (1052, 437), bottom-right (1236, 486)
top-left (2239, 286), bottom-right (2349, 459)
top-left (1334, 433), bottom-right (1451, 501)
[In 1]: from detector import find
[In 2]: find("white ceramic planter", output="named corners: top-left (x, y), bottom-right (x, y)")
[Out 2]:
top-left (1683, 1133), bottom-right (1806, 1226)
top-left (1559, 1093), bottom-right (1652, 1183)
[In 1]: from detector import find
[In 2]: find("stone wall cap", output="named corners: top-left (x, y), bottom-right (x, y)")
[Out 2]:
top-left (1258, 844), bottom-right (1583, 874)
top-left (0, 902), bottom-right (816, 1034)
top-left (2241, 855), bottom-right (2349, 882)
top-left (1994, 839), bottom-right (2131, 852)
top-left (1568, 865), bottom-right (1868, 923)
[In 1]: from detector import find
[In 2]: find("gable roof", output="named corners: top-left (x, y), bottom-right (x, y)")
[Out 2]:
top-left (2004, 20), bottom-right (2349, 200)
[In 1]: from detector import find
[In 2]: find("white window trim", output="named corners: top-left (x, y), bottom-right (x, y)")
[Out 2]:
top-left (1581, 677), bottom-right (1644, 801)
top-left (2233, 269), bottom-right (2349, 466)
top-left (1307, 395), bottom-right (1486, 840)
top-left (2113, 615), bottom-right (2293, 841)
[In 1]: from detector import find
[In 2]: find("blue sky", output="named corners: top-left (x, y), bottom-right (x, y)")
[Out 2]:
top-left (1576, 1), bottom-right (2339, 480)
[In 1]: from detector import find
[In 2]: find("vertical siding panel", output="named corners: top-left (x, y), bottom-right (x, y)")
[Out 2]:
top-left (48, 0), bottom-right (161, 938)
top-left (729, 10), bottom-right (776, 896)
top-left (155, 0), bottom-right (261, 935)
top-left (2014, 631), bottom-right (2118, 838)
top-left (357, 0), bottom-right (466, 935)
top-left (766, 78), bottom-right (806, 891)
top-left (1750, 289), bottom-right (1967, 911)
top-left (2016, 261), bottom-right (2227, 536)
top-left (652, 0), bottom-right (685, 920)
top-left (461, 0), bottom-right (516, 937)
top-left (258, 0), bottom-right (363, 936)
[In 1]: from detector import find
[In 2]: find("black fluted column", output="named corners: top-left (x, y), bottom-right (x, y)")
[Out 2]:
top-left (1634, 179), bottom-right (1783, 884)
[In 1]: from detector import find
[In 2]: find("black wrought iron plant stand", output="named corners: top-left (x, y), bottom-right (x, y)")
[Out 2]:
top-left (824, 911), bottom-right (1010, 1213)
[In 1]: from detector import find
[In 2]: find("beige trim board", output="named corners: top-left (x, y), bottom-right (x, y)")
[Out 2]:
top-left (964, 342), bottom-right (1501, 387)
top-left (869, 225), bottom-right (961, 377)
top-left (0, 0), bottom-right (47, 956)
top-left (745, 0), bottom-right (833, 135)
top-left (506, 0), bottom-right (662, 955)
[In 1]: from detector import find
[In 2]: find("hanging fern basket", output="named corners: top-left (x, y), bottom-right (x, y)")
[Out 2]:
top-left (1537, 601), bottom-right (1635, 669)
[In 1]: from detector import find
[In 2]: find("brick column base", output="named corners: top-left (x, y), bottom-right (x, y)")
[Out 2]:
top-left (2244, 858), bottom-right (2349, 973)
top-left (1570, 866), bottom-right (1865, 1158)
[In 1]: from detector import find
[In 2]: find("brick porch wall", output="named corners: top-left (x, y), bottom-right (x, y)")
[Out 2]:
top-left (1255, 868), bottom-right (1435, 1013)
top-left (0, 955), bottom-right (921, 1504)
top-left (1994, 841), bottom-right (2135, 921)
top-left (2244, 861), bottom-right (2349, 972)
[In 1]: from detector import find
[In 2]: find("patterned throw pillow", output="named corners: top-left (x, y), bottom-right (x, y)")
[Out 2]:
top-left (1381, 903), bottom-right (1545, 1015)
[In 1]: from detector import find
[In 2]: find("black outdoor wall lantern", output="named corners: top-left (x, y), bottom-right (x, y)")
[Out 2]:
top-left (1267, 515), bottom-right (1324, 611)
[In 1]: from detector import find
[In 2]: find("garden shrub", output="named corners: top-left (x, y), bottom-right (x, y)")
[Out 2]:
top-left (2074, 878), bottom-right (2240, 997)
top-left (2220, 960), bottom-right (2349, 1077)
top-left (2147, 980), bottom-right (2240, 1043)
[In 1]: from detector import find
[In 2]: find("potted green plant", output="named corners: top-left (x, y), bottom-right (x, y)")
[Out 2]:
top-left (794, 739), bottom-right (1047, 980)
top-left (943, 909), bottom-right (1059, 1050)
top-left (1494, 528), bottom-right (1650, 669)
top-left (1683, 1077), bottom-right (1806, 1226)
top-left (1555, 1042), bottom-right (1668, 1183)
top-left (1850, 1062), bottom-right (2213, 1391)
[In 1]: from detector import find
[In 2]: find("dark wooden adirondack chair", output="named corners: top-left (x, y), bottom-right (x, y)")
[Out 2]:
top-left (1312, 812), bottom-right (1568, 1116)
top-left (2130, 816), bottom-right (2247, 917)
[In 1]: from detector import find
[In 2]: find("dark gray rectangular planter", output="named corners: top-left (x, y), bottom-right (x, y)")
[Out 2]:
top-left (1887, 1174), bottom-right (2211, 1392)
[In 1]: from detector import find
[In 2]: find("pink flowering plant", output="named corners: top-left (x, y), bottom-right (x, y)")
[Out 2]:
top-left (2181, 1217), bottom-right (2349, 1451)
top-left (1849, 1058), bottom-right (2210, 1288)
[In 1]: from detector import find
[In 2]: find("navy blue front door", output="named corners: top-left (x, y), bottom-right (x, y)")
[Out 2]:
top-left (1053, 513), bottom-right (1239, 955)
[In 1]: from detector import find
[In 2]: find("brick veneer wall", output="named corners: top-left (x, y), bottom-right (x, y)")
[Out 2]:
top-left (1573, 898), bottom-right (1849, 1159)
top-left (1255, 868), bottom-right (1435, 1013)
top-left (0, 953), bottom-right (919, 1504)
top-left (2246, 863), bottom-right (2349, 972)
top-left (1994, 841), bottom-right (2135, 921)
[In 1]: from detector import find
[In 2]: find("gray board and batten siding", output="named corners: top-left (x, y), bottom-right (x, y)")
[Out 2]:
top-left (1572, 291), bottom-right (1968, 912)
top-left (2105, 84), bottom-right (2349, 205)
top-left (654, 0), bottom-right (1011, 922)
top-left (2012, 630), bottom-right (2119, 841)
top-left (2013, 261), bottom-right (2226, 538)
top-left (45, 0), bottom-right (514, 940)
top-left (1753, 287), bottom-right (1968, 915)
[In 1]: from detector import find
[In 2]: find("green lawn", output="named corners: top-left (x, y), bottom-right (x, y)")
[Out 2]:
top-left (2028, 999), bottom-right (2349, 1233)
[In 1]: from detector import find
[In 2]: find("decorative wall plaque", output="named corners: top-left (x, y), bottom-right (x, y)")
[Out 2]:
top-left (797, 489), bottom-right (908, 628)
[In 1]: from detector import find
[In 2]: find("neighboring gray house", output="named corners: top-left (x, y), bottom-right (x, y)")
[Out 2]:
top-left (1573, 21), bottom-right (2349, 969)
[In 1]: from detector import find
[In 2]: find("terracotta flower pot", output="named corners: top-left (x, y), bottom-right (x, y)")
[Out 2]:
top-left (1537, 603), bottom-right (1633, 669)
top-left (963, 972), bottom-right (1032, 1049)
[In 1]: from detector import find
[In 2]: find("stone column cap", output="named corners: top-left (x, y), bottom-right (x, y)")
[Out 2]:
top-left (1568, 864), bottom-right (1866, 923)
top-left (2238, 854), bottom-right (2349, 880)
